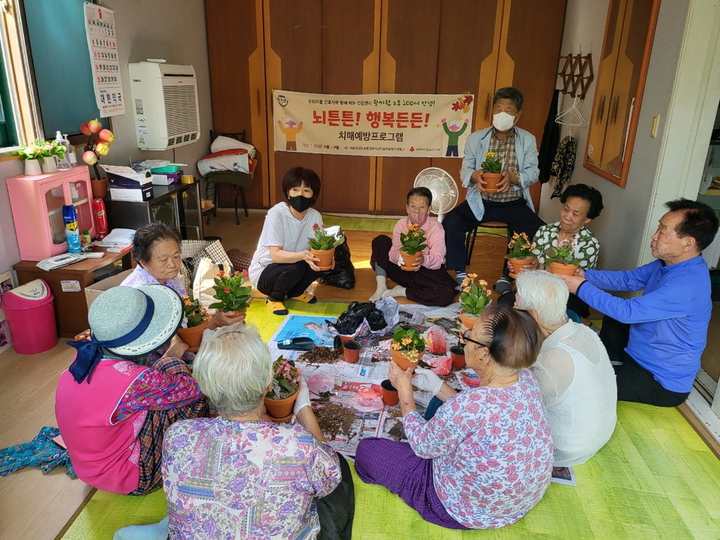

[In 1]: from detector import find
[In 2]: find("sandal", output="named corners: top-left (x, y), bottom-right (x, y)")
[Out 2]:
top-left (290, 293), bottom-right (318, 304)
top-left (267, 300), bottom-right (288, 316)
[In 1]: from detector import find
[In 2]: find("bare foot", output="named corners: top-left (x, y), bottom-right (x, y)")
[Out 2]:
top-left (381, 285), bottom-right (407, 298)
top-left (369, 283), bottom-right (388, 302)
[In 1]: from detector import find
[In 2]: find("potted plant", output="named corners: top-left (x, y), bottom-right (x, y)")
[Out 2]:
top-left (458, 273), bottom-right (492, 329)
top-left (209, 269), bottom-right (252, 318)
top-left (545, 238), bottom-right (580, 276)
top-left (480, 151), bottom-right (503, 193)
top-left (506, 232), bottom-right (537, 278)
top-left (399, 223), bottom-right (428, 270)
top-left (264, 356), bottom-right (302, 421)
top-left (13, 140), bottom-right (44, 176)
top-left (38, 140), bottom-right (68, 173)
top-left (389, 326), bottom-right (429, 371)
top-left (307, 223), bottom-right (343, 270)
top-left (176, 295), bottom-right (210, 352)
top-left (79, 118), bottom-right (116, 198)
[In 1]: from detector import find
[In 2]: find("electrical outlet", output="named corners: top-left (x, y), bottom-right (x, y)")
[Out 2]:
top-left (651, 115), bottom-right (660, 138)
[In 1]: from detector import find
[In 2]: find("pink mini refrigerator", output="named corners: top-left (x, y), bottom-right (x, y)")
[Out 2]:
top-left (1, 279), bottom-right (57, 354)
top-left (6, 166), bottom-right (96, 261)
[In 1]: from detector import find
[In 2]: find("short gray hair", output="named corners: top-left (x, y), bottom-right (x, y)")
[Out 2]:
top-left (515, 270), bottom-right (569, 327)
top-left (192, 324), bottom-right (273, 417)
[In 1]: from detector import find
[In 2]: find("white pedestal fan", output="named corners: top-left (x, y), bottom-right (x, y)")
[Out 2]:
top-left (413, 167), bottom-right (459, 222)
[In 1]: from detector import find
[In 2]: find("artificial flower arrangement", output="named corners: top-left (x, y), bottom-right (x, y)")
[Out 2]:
top-left (399, 223), bottom-right (427, 256)
top-left (459, 274), bottom-right (493, 317)
top-left (390, 326), bottom-right (430, 370)
top-left (79, 118), bottom-right (116, 179)
top-left (13, 139), bottom-right (66, 162)
top-left (209, 269), bottom-right (252, 314)
top-left (307, 223), bottom-right (343, 251)
top-left (544, 238), bottom-right (579, 266)
top-left (181, 295), bottom-right (209, 328)
top-left (266, 356), bottom-right (303, 400)
top-left (479, 151), bottom-right (502, 173)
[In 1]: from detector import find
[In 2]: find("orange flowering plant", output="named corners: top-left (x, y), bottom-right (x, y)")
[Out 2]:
top-left (459, 274), bottom-right (492, 316)
top-left (390, 326), bottom-right (430, 363)
top-left (181, 295), bottom-right (209, 328)
top-left (507, 232), bottom-right (536, 260)
top-left (210, 269), bottom-right (252, 313)
top-left (399, 223), bottom-right (427, 256)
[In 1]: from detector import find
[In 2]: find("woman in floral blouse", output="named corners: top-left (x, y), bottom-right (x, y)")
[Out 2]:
top-left (162, 325), bottom-right (354, 540)
top-left (503, 183), bottom-right (604, 318)
top-left (355, 305), bottom-right (553, 530)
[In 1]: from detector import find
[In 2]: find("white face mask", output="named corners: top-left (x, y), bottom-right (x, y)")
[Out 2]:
top-left (492, 111), bottom-right (516, 132)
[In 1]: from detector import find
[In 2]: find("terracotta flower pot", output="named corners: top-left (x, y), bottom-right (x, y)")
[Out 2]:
top-left (381, 379), bottom-right (399, 406)
top-left (223, 309), bottom-right (247, 322)
top-left (343, 340), bottom-right (361, 363)
top-left (459, 311), bottom-right (478, 330)
top-left (400, 250), bottom-right (422, 271)
top-left (549, 261), bottom-right (578, 276)
top-left (506, 256), bottom-right (537, 279)
top-left (176, 321), bottom-right (209, 353)
top-left (311, 247), bottom-right (335, 271)
top-left (391, 348), bottom-right (418, 371)
top-left (450, 345), bottom-right (466, 370)
top-left (91, 178), bottom-right (108, 199)
top-left (264, 391), bottom-right (298, 421)
top-left (483, 172), bottom-right (503, 193)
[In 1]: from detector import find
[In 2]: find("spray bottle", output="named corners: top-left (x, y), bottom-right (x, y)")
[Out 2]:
top-left (63, 134), bottom-right (77, 166)
top-left (62, 205), bottom-right (82, 253)
top-left (92, 198), bottom-right (109, 239)
top-left (55, 131), bottom-right (72, 171)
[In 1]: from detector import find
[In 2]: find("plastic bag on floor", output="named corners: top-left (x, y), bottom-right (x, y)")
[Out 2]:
top-left (321, 239), bottom-right (355, 290)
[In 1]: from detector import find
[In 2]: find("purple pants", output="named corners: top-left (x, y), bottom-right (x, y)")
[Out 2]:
top-left (355, 437), bottom-right (468, 530)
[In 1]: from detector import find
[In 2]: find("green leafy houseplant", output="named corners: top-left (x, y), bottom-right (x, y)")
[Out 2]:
top-left (266, 356), bottom-right (302, 399)
top-left (13, 139), bottom-right (65, 162)
top-left (545, 238), bottom-right (579, 266)
top-left (390, 326), bottom-right (429, 363)
top-left (308, 223), bottom-right (343, 250)
top-left (209, 269), bottom-right (252, 313)
top-left (459, 274), bottom-right (492, 316)
top-left (399, 223), bottom-right (428, 256)
top-left (507, 232), bottom-right (536, 259)
top-left (181, 295), bottom-right (209, 328)
top-left (480, 151), bottom-right (502, 173)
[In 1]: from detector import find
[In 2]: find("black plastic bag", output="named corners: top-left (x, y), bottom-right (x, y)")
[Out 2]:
top-left (330, 301), bottom-right (387, 334)
top-left (322, 239), bottom-right (355, 289)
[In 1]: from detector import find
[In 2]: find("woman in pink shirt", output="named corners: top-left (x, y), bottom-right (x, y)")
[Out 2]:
top-left (369, 187), bottom-right (457, 306)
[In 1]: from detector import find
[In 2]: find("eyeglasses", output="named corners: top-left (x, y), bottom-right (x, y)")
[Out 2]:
top-left (461, 329), bottom-right (490, 349)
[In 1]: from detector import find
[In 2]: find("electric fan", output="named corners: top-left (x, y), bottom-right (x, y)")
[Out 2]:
top-left (413, 167), bottom-right (459, 222)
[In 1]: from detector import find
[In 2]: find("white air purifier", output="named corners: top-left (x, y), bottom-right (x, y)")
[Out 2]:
top-left (129, 62), bottom-right (200, 151)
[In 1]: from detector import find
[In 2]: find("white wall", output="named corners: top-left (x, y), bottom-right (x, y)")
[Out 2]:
top-left (0, 0), bottom-right (213, 275)
top-left (539, 0), bottom-right (691, 271)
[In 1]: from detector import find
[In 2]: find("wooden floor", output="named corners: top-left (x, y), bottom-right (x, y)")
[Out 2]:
top-left (0, 208), bottom-right (507, 539)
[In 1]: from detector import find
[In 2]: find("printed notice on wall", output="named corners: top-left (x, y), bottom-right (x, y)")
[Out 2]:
top-left (84, 2), bottom-right (124, 117)
top-left (273, 90), bottom-right (474, 158)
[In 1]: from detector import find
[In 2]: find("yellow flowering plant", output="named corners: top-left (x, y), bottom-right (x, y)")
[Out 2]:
top-left (390, 326), bottom-right (430, 363)
top-left (399, 223), bottom-right (427, 256)
top-left (480, 151), bottom-right (502, 173)
top-left (181, 295), bottom-right (209, 328)
top-left (459, 274), bottom-right (493, 316)
top-left (507, 232), bottom-right (536, 259)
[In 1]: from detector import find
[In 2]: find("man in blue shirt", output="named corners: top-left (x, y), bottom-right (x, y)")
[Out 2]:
top-left (561, 199), bottom-right (719, 407)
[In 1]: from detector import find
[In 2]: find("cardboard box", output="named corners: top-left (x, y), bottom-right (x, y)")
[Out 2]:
top-left (110, 186), bottom-right (153, 202)
top-left (101, 165), bottom-right (152, 188)
top-left (85, 269), bottom-right (133, 310)
top-left (151, 172), bottom-right (181, 185)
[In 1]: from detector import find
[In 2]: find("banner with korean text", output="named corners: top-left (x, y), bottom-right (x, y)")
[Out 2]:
top-left (273, 90), bottom-right (474, 158)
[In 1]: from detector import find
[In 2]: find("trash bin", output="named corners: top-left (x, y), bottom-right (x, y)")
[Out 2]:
top-left (2, 279), bottom-right (57, 354)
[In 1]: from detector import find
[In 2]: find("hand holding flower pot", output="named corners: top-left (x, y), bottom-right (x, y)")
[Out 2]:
top-left (545, 239), bottom-right (580, 276)
top-left (459, 274), bottom-right (492, 329)
top-left (480, 151), bottom-right (503, 193)
top-left (390, 326), bottom-right (429, 370)
top-left (264, 356), bottom-right (302, 421)
top-left (399, 223), bottom-right (427, 271)
top-left (506, 232), bottom-right (538, 278)
top-left (307, 224), bottom-right (343, 271)
top-left (176, 295), bottom-right (210, 352)
top-left (209, 269), bottom-right (252, 318)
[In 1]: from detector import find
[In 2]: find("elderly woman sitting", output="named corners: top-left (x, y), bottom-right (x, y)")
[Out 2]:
top-left (55, 285), bottom-right (208, 495)
top-left (162, 325), bottom-right (355, 539)
top-left (515, 270), bottom-right (617, 467)
top-left (355, 305), bottom-right (553, 530)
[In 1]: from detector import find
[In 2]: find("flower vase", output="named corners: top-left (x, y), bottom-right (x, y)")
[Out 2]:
top-left (400, 250), bottom-right (422, 271)
top-left (176, 321), bottom-right (209, 353)
top-left (391, 348), bottom-right (417, 371)
top-left (311, 247), bottom-right (335, 271)
top-left (459, 311), bottom-right (478, 330)
top-left (483, 172), bottom-right (502, 193)
top-left (506, 256), bottom-right (537, 278)
top-left (549, 262), bottom-right (578, 276)
top-left (264, 391), bottom-right (298, 422)
top-left (41, 157), bottom-right (57, 174)
top-left (24, 159), bottom-right (42, 176)
top-left (91, 179), bottom-right (108, 199)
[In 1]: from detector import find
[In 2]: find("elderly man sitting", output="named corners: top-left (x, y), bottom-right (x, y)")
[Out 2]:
top-left (515, 270), bottom-right (617, 467)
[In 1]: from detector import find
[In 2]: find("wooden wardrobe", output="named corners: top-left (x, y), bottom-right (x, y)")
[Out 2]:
top-left (205, 0), bottom-right (567, 215)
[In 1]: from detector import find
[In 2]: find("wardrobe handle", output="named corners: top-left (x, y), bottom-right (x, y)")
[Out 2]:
top-left (597, 96), bottom-right (606, 123)
top-left (257, 89), bottom-right (261, 113)
top-left (486, 93), bottom-right (491, 122)
top-left (612, 95), bottom-right (620, 124)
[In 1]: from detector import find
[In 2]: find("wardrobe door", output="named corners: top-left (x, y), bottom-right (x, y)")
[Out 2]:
top-left (205, 0), bottom-right (269, 208)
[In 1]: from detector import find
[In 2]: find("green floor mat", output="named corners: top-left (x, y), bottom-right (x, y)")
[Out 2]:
top-left (61, 303), bottom-right (720, 540)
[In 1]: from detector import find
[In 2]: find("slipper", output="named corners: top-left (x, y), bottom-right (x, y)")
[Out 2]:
top-left (267, 300), bottom-right (288, 316)
top-left (290, 293), bottom-right (318, 304)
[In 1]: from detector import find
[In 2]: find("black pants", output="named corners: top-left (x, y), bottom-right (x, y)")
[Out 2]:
top-left (371, 235), bottom-right (457, 306)
top-left (600, 316), bottom-right (690, 407)
top-left (257, 261), bottom-right (320, 302)
top-left (317, 453), bottom-right (355, 540)
top-left (443, 199), bottom-right (545, 273)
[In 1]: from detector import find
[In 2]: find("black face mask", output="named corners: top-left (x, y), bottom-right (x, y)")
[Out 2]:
top-left (288, 195), bottom-right (313, 213)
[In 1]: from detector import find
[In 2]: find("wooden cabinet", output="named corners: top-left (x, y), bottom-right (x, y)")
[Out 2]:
top-left (584, 0), bottom-right (660, 186)
top-left (206, 0), bottom-right (566, 214)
